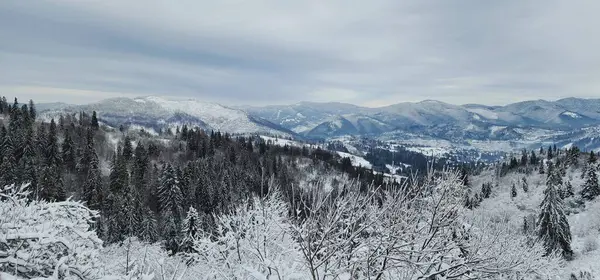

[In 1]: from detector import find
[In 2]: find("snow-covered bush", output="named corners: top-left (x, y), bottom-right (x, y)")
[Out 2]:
top-left (190, 189), bottom-right (306, 279)
top-left (101, 237), bottom-right (190, 280)
top-left (582, 235), bottom-right (598, 254)
top-left (0, 184), bottom-right (103, 279)
top-left (288, 170), bottom-right (560, 279)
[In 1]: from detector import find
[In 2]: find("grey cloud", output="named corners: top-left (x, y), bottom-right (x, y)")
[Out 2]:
top-left (1, 0), bottom-right (599, 106)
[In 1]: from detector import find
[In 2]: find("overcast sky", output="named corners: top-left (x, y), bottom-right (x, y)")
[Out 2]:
top-left (1, 1), bottom-right (600, 107)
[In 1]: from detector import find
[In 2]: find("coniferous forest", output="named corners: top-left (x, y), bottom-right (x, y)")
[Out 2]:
top-left (2, 96), bottom-right (600, 279)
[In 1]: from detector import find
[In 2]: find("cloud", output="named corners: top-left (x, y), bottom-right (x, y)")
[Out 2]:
top-left (1, 0), bottom-right (600, 106)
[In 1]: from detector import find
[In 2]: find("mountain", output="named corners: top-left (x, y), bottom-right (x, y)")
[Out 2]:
top-left (39, 96), bottom-right (600, 153)
top-left (39, 96), bottom-right (295, 136)
top-left (244, 98), bottom-right (600, 135)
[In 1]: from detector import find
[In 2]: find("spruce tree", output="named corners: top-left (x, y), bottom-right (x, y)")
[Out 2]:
top-left (61, 129), bottom-right (76, 172)
top-left (530, 150), bottom-right (538, 165)
top-left (45, 119), bottom-right (61, 168)
top-left (28, 99), bottom-right (36, 120)
top-left (139, 208), bottom-right (158, 242)
top-left (158, 164), bottom-right (183, 220)
top-left (180, 206), bottom-right (200, 252)
top-left (91, 111), bottom-right (99, 130)
top-left (522, 177), bottom-right (529, 193)
top-left (537, 182), bottom-right (573, 259)
top-left (564, 181), bottom-right (575, 198)
top-left (511, 183), bottom-right (517, 198)
top-left (547, 162), bottom-right (563, 188)
top-left (77, 128), bottom-right (96, 175)
top-left (0, 96), bottom-right (5, 115)
top-left (580, 165), bottom-right (599, 200)
top-left (0, 131), bottom-right (16, 187)
top-left (122, 136), bottom-right (133, 162)
top-left (481, 182), bottom-right (492, 199)
top-left (84, 144), bottom-right (102, 207)
top-left (39, 166), bottom-right (66, 201)
top-left (132, 142), bottom-right (148, 194)
top-left (588, 151), bottom-right (597, 164)
top-left (19, 125), bottom-right (37, 189)
top-left (520, 149), bottom-right (528, 166)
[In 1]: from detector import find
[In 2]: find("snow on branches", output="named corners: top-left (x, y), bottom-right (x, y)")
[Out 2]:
top-left (0, 184), bottom-right (103, 279)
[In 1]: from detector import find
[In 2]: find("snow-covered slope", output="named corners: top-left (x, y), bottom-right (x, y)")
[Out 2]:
top-left (40, 96), bottom-right (294, 136)
top-left (38, 97), bottom-right (600, 152)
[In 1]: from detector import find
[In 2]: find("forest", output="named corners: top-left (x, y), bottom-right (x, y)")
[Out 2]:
top-left (1, 96), bottom-right (600, 279)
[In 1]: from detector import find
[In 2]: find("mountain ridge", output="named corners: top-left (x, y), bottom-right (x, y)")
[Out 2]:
top-left (38, 96), bottom-right (600, 151)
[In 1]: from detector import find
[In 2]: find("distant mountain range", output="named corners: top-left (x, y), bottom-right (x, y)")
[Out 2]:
top-left (39, 96), bottom-right (600, 152)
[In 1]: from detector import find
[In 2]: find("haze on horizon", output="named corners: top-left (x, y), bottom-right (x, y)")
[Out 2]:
top-left (1, 1), bottom-right (600, 107)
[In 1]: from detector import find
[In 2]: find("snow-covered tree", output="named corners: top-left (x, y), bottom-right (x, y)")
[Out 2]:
top-left (580, 164), bottom-right (599, 201)
top-left (91, 111), bottom-right (99, 130)
top-left (180, 206), bottom-right (200, 253)
top-left (537, 181), bottom-right (573, 259)
top-left (0, 183), bottom-right (103, 279)
top-left (190, 188), bottom-right (304, 279)
top-left (522, 177), bottom-right (529, 193)
top-left (481, 182), bottom-right (492, 199)
top-left (564, 180), bottom-right (575, 198)
top-left (511, 182), bottom-right (518, 198)
top-left (158, 164), bottom-right (182, 219)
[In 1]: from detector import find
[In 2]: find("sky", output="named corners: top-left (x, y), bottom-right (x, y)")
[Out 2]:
top-left (1, 1), bottom-right (600, 107)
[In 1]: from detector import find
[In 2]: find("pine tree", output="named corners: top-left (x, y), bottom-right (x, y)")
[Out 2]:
top-left (547, 146), bottom-right (553, 160)
top-left (45, 119), bottom-right (62, 168)
top-left (132, 142), bottom-right (148, 194)
top-left (28, 99), bottom-right (36, 120)
top-left (109, 148), bottom-right (129, 194)
top-left (62, 129), bottom-right (76, 172)
top-left (84, 144), bottom-right (102, 206)
top-left (180, 206), bottom-right (201, 252)
top-left (161, 211), bottom-right (180, 254)
top-left (520, 149), bottom-right (528, 166)
top-left (537, 182), bottom-right (573, 259)
top-left (19, 125), bottom-right (37, 191)
top-left (581, 163), bottom-right (588, 180)
top-left (580, 165), bottom-right (599, 200)
top-left (139, 207), bottom-right (158, 242)
top-left (564, 181), bottom-right (575, 198)
top-left (511, 183), bottom-right (517, 198)
top-left (158, 164), bottom-right (183, 219)
top-left (460, 167), bottom-right (470, 187)
top-left (0, 130), bottom-right (16, 187)
top-left (522, 177), bottom-right (529, 193)
top-left (39, 166), bottom-right (66, 201)
top-left (0, 96), bottom-right (5, 115)
top-left (122, 136), bottom-right (133, 162)
top-left (77, 128), bottom-right (95, 175)
top-left (538, 160), bottom-right (545, 174)
top-left (588, 151), bottom-right (597, 164)
top-left (530, 150), bottom-right (538, 165)
top-left (481, 182), bottom-right (492, 199)
top-left (91, 111), bottom-right (99, 130)
top-left (547, 162), bottom-right (563, 187)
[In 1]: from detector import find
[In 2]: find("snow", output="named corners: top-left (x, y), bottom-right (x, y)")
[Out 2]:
top-left (259, 136), bottom-right (319, 149)
top-left (141, 96), bottom-right (271, 134)
top-left (127, 124), bottom-right (159, 136)
top-left (562, 111), bottom-right (582, 119)
top-left (336, 151), bottom-right (372, 169)
top-left (465, 108), bottom-right (499, 120)
top-left (490, 125), bottom-right (507, 134)
top-left (405, 146), bottom-right (449, 157)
